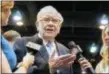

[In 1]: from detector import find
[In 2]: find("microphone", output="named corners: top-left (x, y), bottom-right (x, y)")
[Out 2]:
top-left (68, 41), bottom-right (83, 59)
top-left (68, 41), bottom-right (95, 74)
top-left (17, 41), bottom-right (41, 69)
top-left (26, 38), bottom-right (43, 55)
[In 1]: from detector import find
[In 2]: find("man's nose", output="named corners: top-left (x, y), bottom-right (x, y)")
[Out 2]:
top-left (48, 20), bottom-right (54, 24)
top-left (48, 21), bottom-right (54, 26)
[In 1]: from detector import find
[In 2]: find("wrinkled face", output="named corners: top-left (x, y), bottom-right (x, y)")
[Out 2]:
top-left (103, 27), bottom-right (109, 46)
top-left (37, 13), bottom-right (62, 40)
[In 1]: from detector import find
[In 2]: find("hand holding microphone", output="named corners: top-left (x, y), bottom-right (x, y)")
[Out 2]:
top-left (68, 41), bottom-right (95, 74)
top-left (78, 58), bottom-right (93, 73)
top-left (26, 38), bottom-right (43, 55)
top-left (21, 53), bottom-right (35, 69)
top-left (17, 38), bottom-right (43, 69)
top-left (17, 52), bottom-right (35, 70)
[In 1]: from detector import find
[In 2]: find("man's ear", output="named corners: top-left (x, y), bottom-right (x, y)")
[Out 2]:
top-left (36, 22), bottom-right (39, 32)
top-left (57, 24), bottom-right (62, 34)
top-left (57, 27), bottom-right (61, 34)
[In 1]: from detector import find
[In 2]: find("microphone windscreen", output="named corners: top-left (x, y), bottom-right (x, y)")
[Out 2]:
top-left (76, 45), bottom-right (83, 53)
top-left (68, 41), bottom-right (77, 49)
top-left (26, 42), bottom-right (41, 55)
top-left (35, 38), bottom-right (43, 45)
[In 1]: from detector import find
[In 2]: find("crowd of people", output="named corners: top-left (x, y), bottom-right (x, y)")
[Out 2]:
top-left (0, 0), bottom-right (109, 74)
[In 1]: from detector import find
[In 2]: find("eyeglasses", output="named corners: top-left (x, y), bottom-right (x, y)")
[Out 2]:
top-left (39, 17), bottom-right (61, 24)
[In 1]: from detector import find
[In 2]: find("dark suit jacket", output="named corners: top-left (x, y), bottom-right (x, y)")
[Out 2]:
top-left (14, 34), bottom-right (73, 74)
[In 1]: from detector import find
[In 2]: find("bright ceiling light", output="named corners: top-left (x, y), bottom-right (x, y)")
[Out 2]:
top-left (90, 46), bottom-right (97, 53)
top-left (16, 21), bottom-right (23, 26)
top-left (100, 19), bottom-right (108, 25)
top-left (99, 25), bottom-right (106, 30)
top-left (100, 14), bottom-right (108, 25)
top-left (13, 11), bottom-right (22, 21)
top-left (90, 43), bottom-right (98, 53)
top-left (13, 15), bottom-right (22, 21)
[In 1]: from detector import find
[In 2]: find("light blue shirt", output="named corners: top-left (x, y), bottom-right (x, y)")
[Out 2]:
top-left (38, 33), bottom-right (58, 58)
top-left (1, 35), bottom-right (17, 70)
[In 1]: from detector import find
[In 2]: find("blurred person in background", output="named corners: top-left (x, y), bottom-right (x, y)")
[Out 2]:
top-left (3, 30), bottom-right (21, 48)
top-left (0, 0), bottom-right (34, 73)
top-left (95, 25), bottom-right (109, 73)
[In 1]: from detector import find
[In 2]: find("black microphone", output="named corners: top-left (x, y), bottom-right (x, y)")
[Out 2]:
top-left (68, 41), bottom-right (95, 74)
top-left (26, 38), bottom-right (43, 55)
top-left (68, 41), bottom-right (83, 60)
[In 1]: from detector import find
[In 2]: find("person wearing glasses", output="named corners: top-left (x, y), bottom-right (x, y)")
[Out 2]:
top-left (14, 5), bottom-right (76, 74)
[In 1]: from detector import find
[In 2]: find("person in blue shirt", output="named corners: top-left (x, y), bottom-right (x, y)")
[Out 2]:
top-left (0, 0), bottom-right (34, 73)
top-left (1, 35), bottom-right (17, 70)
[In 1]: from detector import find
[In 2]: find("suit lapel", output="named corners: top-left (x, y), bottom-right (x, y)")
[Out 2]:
top-left (39, 45), bottom-right (49, 63)
top-left (36, 38), bottom-right (67, 63)
top-left (32, 34), bottom-right (49, 63)
top-left (55, 41), bottom-right (68, 56)
top-left (55, 41), bottom-right (60, 56)
top-left (38, 41), bottom-right (62, 63)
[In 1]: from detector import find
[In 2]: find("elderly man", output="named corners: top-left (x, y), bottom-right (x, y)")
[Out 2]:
top-left (14, 5), bottom-right (76, 74)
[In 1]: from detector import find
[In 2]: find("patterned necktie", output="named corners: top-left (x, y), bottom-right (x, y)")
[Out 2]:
top-left (46, 41), bottom-right (58, 59)
top-left (46, 42), bottom-right (54, 56)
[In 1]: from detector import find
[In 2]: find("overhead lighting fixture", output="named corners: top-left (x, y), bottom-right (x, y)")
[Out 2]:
top-left (13, 11), bottom-right (22, 21)
top-left (13, 15), bottom-right (22, 21)
top-left (100, 19), bottom-right (108, 25)
top-left (98, 14), bottom-right (108, 30)
top-left (90, 43), bottom-right (98, 54)
top-left (16, 21), bottom-right (23, 26)
top-left (100, 14), bottom-right (108, 25)
top-left (99, 25), bottom-right (106, 30)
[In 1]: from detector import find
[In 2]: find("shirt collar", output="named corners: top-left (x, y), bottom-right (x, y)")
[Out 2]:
top-left (38, 33), bottom-right (55, 46)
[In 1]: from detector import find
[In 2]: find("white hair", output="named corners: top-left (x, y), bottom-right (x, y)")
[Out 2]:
top-left (37, 5), bottom-right (63, 24)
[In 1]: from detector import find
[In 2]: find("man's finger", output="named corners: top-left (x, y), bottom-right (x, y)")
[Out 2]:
top-left (58, 54), bottom-right (71, 60)
top-left (60, 55), bottom-right (76, 64)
